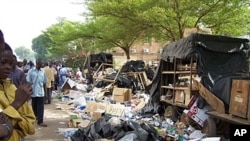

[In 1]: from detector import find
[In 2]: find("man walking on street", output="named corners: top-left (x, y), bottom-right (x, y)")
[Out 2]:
top-left (43, 62), bottom-right (57, 104)
top-left (26, 58), bottom-right (48, 127)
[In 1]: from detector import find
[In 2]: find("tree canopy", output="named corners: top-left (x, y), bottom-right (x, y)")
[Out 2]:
top-left (14, 46), bottom-right (34, 61)
top-left (31, 0), bottom-right (250, 62)
top-left (87, 0), bottom-right (250, 41)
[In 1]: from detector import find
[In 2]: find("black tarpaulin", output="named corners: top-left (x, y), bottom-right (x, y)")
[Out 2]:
top-left (161, 33), bottom-right (249, 62)
top-left (148, 33), bottom-right (250, 111)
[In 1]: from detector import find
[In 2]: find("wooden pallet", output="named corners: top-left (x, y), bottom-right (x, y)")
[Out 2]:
top-left (93, 63), bottom-right (120, 83)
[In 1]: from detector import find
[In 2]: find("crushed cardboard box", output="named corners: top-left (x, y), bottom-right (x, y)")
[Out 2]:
top-left (61, 78), bottom-right (77, 91)
top-left (84, 101), bottom-right (106, 113)
top-left (69, 118), bottom-right (91, 128)
top-left (112, 87), bottom-right (132, 102)
top-left (55, 103), bottom-right (75, 110)
top-left (106, 104), bottom-right (125, 117)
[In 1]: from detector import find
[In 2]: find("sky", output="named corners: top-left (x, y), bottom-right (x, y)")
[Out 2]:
top-left (0, 0), bottom-right (86, 50)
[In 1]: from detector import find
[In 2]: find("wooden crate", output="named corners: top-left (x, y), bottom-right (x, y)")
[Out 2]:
top-left (229, 79), bottom-right (250, 119)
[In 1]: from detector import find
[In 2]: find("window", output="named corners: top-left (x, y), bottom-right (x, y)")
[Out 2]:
top-left (131, 49), bottom-right (136, 53)
top-left (143, 48), bottom-right (149, 53)
top-left (160, 49), bottom-right (163, 54)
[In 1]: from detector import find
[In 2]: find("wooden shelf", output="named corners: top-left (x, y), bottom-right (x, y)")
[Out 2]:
top-left (161, 85), bottom-right (198, 91)
top-left (162, 70), bottom-right (197, 74)
top-left (92, 77), bottom-right (116, 83)
top-left (161, 99), bottom-right (173, 105)
top-left (161, 85), bottom-right (188, 90)
top-left (206, 111), bottom-right (250, 125)
top-left (161, 99), bottom-right (187, 108)
top-left (175, 102), bottom-right (188, 108)
top-left (160, 56), bottom-right (198, 109)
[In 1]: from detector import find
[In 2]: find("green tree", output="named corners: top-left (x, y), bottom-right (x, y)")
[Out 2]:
top-left (86, 16), bottom-right (146, 59)
top-left (87, 0), bottom-right (250, 41)
top-left (14, 46), bottom-right (34, 61)
top-left (31, 34), bottom-right (50, 60)
top-left (44, 19), bottom-right (90, 57)
top-left (44, 14), bottom-right (146, 60)
top-left (40, 0), bottom-right (250, 61)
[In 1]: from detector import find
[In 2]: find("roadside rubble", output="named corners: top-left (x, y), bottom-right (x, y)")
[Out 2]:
top-left (52, 61), bottom-right (223, 141)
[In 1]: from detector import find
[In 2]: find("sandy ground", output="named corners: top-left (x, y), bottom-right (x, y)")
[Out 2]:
top-left (24, 98), bottom-right (74, 141)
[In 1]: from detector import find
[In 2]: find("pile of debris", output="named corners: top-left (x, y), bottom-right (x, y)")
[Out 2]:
top-left (53, 60), bottom-right (222, 141)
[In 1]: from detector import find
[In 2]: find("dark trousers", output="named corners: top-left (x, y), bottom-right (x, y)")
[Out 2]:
top-left (53, 80), bottom-right (57, 90)
top-left (31, 97), bottom-right (45, 124)
top-left (44, 87), bottom-right (52, 104)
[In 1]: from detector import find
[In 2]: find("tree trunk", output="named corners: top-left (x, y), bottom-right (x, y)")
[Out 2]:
top-left (121, 47), bottom-right (130, 61)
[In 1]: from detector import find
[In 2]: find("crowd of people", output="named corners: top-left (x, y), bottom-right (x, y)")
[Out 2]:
top-left (0, 29), bottom-right (85, 140)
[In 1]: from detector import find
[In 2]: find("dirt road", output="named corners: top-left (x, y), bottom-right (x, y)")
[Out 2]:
top-left (24, 99), bottom-right (73, 141)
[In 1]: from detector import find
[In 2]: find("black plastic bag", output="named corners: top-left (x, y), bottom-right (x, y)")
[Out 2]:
top-left (70, 129), bottom-right (85, 141)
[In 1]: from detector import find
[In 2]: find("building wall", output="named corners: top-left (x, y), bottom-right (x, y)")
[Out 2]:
top-left (112, 41), bottom-right (166, 68)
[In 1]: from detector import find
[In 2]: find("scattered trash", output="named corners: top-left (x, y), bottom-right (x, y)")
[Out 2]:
top-left (52, 64), bottom-right (221, 140)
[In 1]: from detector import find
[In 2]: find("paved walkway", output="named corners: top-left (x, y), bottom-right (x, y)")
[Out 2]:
top-left (24, 99), bottom-right (73, 141)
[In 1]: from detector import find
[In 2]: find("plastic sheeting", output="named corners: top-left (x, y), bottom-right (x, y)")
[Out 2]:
top-left (147, 33), bottom-right (250, 112)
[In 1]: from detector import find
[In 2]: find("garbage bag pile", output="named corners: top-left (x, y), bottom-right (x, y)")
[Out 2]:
top-left (70, 116), bottom-right (165, 141)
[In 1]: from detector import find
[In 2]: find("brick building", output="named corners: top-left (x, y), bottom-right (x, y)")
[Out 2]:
top-left (112, 40), bottom-right (168, 68)
top-left (111, 28), bottom-right (212, 68)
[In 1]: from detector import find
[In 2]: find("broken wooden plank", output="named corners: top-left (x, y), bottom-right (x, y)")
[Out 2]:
top-left (193, 79), bottom-right (225, 114)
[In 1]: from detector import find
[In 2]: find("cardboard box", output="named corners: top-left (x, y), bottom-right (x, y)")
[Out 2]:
top-left (92, 111), bottom-right (104, 121)
top-left (70, 119), bottom-right (91, 128)
top-left (84, 101), bottom-right (106, 113)
top-left (55, 103), bottom-right (75, 110)
top-left (184, 90), bottom-right (192, 106)
top-left (229, 79), bottom-right (250, 118)
top-left (78, 120), bottom-right (91, 128)
top-left (106, 104), bottom-right (125, 117)
top-left (70, 118), bottom-right (83, 128)
top-left (61, 78), bottom-right (77, 91)
top-left (174, 90), bottom-right (185, 103)
top-left (174, 90), bottom-right (192, 106)
top-left (112, 87), bottom-right (132, 102)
